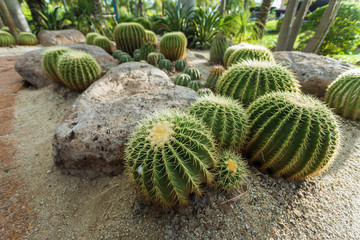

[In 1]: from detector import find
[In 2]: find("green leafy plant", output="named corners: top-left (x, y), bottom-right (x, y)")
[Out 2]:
top-left (32, 5), bottom-right (68, 31)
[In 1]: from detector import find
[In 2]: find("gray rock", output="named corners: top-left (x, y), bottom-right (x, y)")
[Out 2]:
top-left (14, 44), bottom-right (118, 88)
top-left (273, 51), bottom-right (355, 97)
top-left (38, 29), bottom-right (85, 46)
top-left (52, 62), bottom-right (199, 178)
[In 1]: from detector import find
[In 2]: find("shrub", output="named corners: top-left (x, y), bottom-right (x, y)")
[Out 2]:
top-left (113, 22), bottom-right (146, 56)
top-left (85, 32), bottom-right (100, 45)
top-left (206, 65), bottom-right (225, 91)
top-left (184, 67), bottom-right (201, 80)
top-left (174, 59), bottom-right (187, 71)
top-left (18, 32), bottom-right (38, 45)
top-left (93, 36), bottom-right (112, 53)
top-left (0, 31), bottom-right (15, 47)
top-left (173, 74), bottom-right (191, 86)
top-left (159, 32), bottom-right (187, 61)
top-left (226, 43), bottom-right (274, 67)
top-left (41, 46), bottom-right (71, 83)
top-left (210, 34), bottom-right (228, 65)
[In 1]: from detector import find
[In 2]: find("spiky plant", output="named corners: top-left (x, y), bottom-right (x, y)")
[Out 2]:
top-left (206, 65), bottom-right (225, 91)
top-left (0, 30), bottom-right (15, 47)
top-left (134, 49), bottom-right (141, 55)
top-left (184, 67), bottom-right (201, 80)
top-left (93, 36), bottom-right (112, 53)
top-left (134, 53), bottom-right (141, 61)
top-left (214, 151), bottom-right (249, 192)
top-left (41, 46), bottom-right (71, 83)
top-left (112, 50), bottom-right (127, 60)
top-left (158, 59), bottom-right (172, 71)
top-left (226, 43), bottom-right (274, 67)
top-left (86, 32), bottom-right (100, 45)
top-left (325, 69), bottom-right (360, 121)
top-left (197, 88), bottom-right (214, 96)
top-left (157, 53), bottom-right (165, 63)
top-left (245, 92), bottom-right (339, 180)
top-left (18, 32), bottom-right (38, 45)
top-left (175, 59), bottom-right (187, 71)
top-left (189, 95), bottom-right (249, 150)
top-left (1, 26), bottom-right (21, 34)
top-left (120, 54), bottom-right (132, 63)
top-left (223, 45), bottom-right (241, 67)
top-left (145, 30), bottom-right (158, 47)
top-left (159, 32), bottom-right (187, 61)
top-left (140, 42), bottom-right (155, 60)
top-left (56, 50), bottom-right (101, 91)
top-left (125, 110), bottom-right (217, 207)
top-left (216, 60), bottom-right (300, 106)
top-left (210, 34), bottom-right (228, 65)
top-left (187, 80), bottom-right (202, 91)
top-left (147, 52), bottom-right (158, 67)
top-left (113, 22), bottom-right (146, 55)
top-left (173, 74), bottom-right (191, 87)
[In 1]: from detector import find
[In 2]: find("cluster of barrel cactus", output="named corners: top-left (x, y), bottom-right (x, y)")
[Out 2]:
top-left (42, 46), bottom-right (72, 83)
top-left (159, 32), bottom-right (187, 61)
top-left (0, 30), bottom-right (15, 47)
top-left (18, 32), bottom-right (38, 45)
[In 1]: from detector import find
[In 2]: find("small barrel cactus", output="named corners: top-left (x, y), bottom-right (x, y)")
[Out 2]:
top-left (133, 49), bottom-right (141, 55)
top-left (112, 50), bottom-right (125, 59)
top-left (175, 59), bottom-right (187, 71)
top-left (93, 36), bottom-right (112, 53)
top-left (206, 65), bottom-right (225, 91)
top-left (226, 43), bottom-right (274, 67)
top-left (210, 34), bottom-right (228, 65)
top-left (147, 52), bottom-right (158, 67)
top-left (145, 30), bottom-right (157, 47)
top-left (173, 74), bottom-right (191, 87)
top-left (158, 59), bottom-right (172, 71)
top-left (184, 67), bottom-right (201, 80)
top-left (157, 52), bottom-right (165, 63)
top-left (125, 110), bottom-right (217, 207)
top-left (216, 60), bottom-right (300, 106)
top-left (189, 95), bottom-right (249, 150)
top-left (245, 92), bottom-right (339, 180)
top-left (120, 54), bottom-right (132, 63)
top-left (56, 50), bottom-right (101, 91)
top-left (140, 42), bottom-right (155, 60)
top-left (134, 53), bottom-right (141, 61)
top-left (113, 22), bottom-right (146, 56)
top-left (41, 46), bottom-right (71, 83)
top-left (214, 151), bottom-right (249, 192)
top-left (197, 88), bottom-right (214, 97)
top-left (85, 32), bottom-right (100, 45)
top-left (187, 80), bottom-right (202, 91)
top-left (159, 32), bottom-right (187, 61)
top-left (0, 30), bottom-right (15, 47)
top-left (18, 32), bottom-right (38, 45)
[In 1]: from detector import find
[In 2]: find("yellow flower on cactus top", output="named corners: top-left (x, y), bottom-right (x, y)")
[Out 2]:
top-left (145, 121), bottom-right (175, 149)
top-left (225, 159), bottom-right (238, 173)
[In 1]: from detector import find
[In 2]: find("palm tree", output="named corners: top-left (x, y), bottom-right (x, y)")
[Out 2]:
top-left (4, 0), bottom-right (30, 32)
top-left (255, 0), bottom-right (274, 39)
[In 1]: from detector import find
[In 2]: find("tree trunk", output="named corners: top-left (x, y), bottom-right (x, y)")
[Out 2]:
top-left (4, 0), bottom-right (31, 32)
top-left (0, 16), bottom-right (5, 28)
top-left (285, 0), bottom-right (311, 50)
top-left (255, 0), bottom-right (274, 39)
top-left (303, 0), bottom-right (342, 53)
top-left (275, 0), bottom-right (299, 51)
top-left (0, 0), bottom-right (18, 40)
top-left (220, 0), bottom-right (226, 15)
top-left (138, 0), bottom-right (144, 17)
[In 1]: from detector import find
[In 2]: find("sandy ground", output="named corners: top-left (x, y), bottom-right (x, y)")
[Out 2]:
top-left (0, 45), bottom-right (43, 57)
top-left (2, 46), bottom-right (360, 239)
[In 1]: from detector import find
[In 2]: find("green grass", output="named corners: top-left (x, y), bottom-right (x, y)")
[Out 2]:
top-left (333, 50), bottom-right (360, 66)
top-left (265, 20), bottom-right (277, 31)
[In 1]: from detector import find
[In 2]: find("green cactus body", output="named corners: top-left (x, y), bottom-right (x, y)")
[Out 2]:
top-left (159, 32), bottom-right (187, 61)
top-left (133, 49), bottom-right (141, 55)
top-left (0, 30), bottom-right (15, 47)
top-left (1, 26), bottom-right (21, 34)
top-left (175, 59), bottom-right (187, 71)
top-left (245, 92), bottom-right (339, 180)
top-left (210, 34), bottom-right (228, 65)
top-left (112, 50), bottom-right (125, 59)
top-left (113, 22), bottom-right (146, 56)
top-left (223, 45), bottom-right (241, 67)
top-left (214, 151), bottom-right (249, 192)
top-left (158, 59), bottom-right (172, 71)
top-left (325, 69), bottom-right (360, 121)
top-left (56, 51), bottom-right (101, 91)
top-left (134, 53), bottom-right (141, 61)
top-left (125, 110), bottom-right (217, 207)
top-left (18, 32), bottom-right (38, 45)
top-left (216, 60), bottom-right (300, 106)
top-left (93, 36), bottom-right (112, 53)
top-left (86, 32), bottom-right (100, 45)
top-left (189, 95), bottom-right (249, 150)
top-left (41, 46), bottom-right (71, 83)
top-left (157, 53), bottom-right (165, 62)
top-left (187, 80), bottom-right (202, 91)
top-left (147, 52), bottom-right (158, 66)
top-left (120, 54), bottom-right (132, 63)
top-left (145, 30), bottom-right (158, 46)
top-left (173, 74), bottom-right (191, 87)
top-left (140, 43), bottom-right (155, 60)
top-left (206, 65), bottom-right (225, 91)
top-left (184, 67), bottom-right (201, 80)
top-left (197, 88), bottom-right (214, 96)
top-left (227, 44), bottom-right (274, 67)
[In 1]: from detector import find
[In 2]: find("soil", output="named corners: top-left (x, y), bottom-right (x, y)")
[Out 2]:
top-left (1, 46), bottom-right (359, 240)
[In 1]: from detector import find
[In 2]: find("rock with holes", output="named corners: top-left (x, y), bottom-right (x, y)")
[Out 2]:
top-left (38, 29), bottom-right (85, 46)
top-left (52, 62), bottom-right (199, 178)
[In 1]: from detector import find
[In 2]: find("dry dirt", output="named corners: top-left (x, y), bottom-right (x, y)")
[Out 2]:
top-left (1, 47), bottom-right (360, 240)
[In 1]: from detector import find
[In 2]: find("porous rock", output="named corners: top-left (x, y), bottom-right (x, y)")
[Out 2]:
top-left (38, 29), bottom-right (85, 46)
top-left (52, 62), bottom-right (199, 178)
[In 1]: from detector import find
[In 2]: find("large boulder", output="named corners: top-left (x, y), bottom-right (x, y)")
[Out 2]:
top-left (273, 51), bottom-right (355, 97)
top-left (14, 44), bottom-right (118, 88)
top-left (52, 62), bottom-right (199, 178)
top-left (38, 29), bottom-right (85, 46)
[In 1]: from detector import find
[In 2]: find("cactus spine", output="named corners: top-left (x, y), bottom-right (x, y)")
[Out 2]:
top-left (18, 32), bottom-right (38, 45)
top-left (226, 43), bottom-right (274, 67)
top-left (189, 95), bottom-right (249, 150)
top-left (147, 52), bottom-right (158, 66)
top-left (216, 60), bottom-right (300, 106)
top-left (113, 22), bottom-right (146, 56)
top-left (125, 110), bottom-right (217, 207)
top-left (325, 69), bottom-right (360, 121)
top-left (245, 92), bottom-right (339, 180)
top-left (93, 36), bottom-right (112, 53)
top-left (86, 32), bottom-right (100, 45)
top-left (206, 65), bottom-right (225, 91)
top-left (140, 42), bottom-right (155, 60)
top-left (223, 45), bottom-right (241, 67)
top-left (210, 34), bottom-right (228, 65)
top-left (197, 88), bottom-right (214, 96)
top-left (173, 74), bottom-right (191, 87)
top-left (0, 31), bottom-right (15, 47)
top-left (159, 32), bottom-right (187, 61)
top-left (175, 59), bottom-right (187, 71)
top-left (184, 67), bottom-right (201, 80)
top-left (145, 30), bottom-right (157, 46)
top-left (41, 46), bottom-right (71, 83)
top-left (56, 51), bottom-right (101, 91)
top-left (187, 80), bottom-right (202, 91)
top-left (158, 59), bottom-right (172, 71)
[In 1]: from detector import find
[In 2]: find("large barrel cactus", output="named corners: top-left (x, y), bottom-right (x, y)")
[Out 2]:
top-left (206, 65), bottom-right (225, 91)
top-left (18, 32), bottom-right (38, 45)
top-left (223, 45), bottom-right (241, 67)
top-left (210, 34), bottom-right (228, 65)
top-left (85, 32), bottom-right (100, 45)
top-left (93, 36), bottom-right (112, 53)
top-left (159, 32), bottom-right (187, 61)
top-left (41, 46), bottom-right (71, 83)
top-left (189, 95), bottom-right (249, 150)
top-left (0, 30), bottom-right (15, 47)
top-left (145, 30), bottom-right (158, 46)
top-left (174, 74), bottom-right (191, 87)
top-left (226, 43), bottom-right (274, 67)
top-left (325, 69), bottom-right (360, 121)
top-left (216, 60), bottom-right (300, 105)
top-left (57, 51), bottom-right (101, 91)
top-left (245, 92), bottom-right (339, 180)
top-left (113, 22), bottom-right (146, 55)
top-left (125, 110), bottom-right (217, 207)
